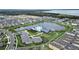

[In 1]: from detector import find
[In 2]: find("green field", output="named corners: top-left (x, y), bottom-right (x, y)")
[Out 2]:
top-left (27, 30), bottom-right (38, 35)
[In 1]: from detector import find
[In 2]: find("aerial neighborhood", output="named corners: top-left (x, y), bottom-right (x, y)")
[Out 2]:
top-left (0, 10), bottom-right (79, 50)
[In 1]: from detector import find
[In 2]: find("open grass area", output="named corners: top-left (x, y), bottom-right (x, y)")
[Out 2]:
top-left (27, 30), bottom-right (38, 35)
top-left (40, 32), bottom-right (57, 40)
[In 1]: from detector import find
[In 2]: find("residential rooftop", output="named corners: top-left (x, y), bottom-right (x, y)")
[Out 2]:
top-left (20, 32), bottom-right (32, 44)
top-left (32, 37), bottom-right (42, 43)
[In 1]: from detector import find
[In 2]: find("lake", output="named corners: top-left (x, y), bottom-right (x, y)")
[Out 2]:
top-left (44, 9), bottom-right (79, 16)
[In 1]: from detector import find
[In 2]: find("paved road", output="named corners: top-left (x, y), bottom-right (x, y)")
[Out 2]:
top-left (5, 31), bottom-right (16, 50)
top-left (0, 29), bottom-right (16, 50)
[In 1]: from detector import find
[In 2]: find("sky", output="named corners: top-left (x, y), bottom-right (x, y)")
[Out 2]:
top-left (0, 0), bottom-right (79, 9)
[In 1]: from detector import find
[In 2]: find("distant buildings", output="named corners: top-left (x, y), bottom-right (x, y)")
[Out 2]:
top-left (0, 15), bottom-right (68, 28)
top-left (0, 15), bottom-right (44, 27)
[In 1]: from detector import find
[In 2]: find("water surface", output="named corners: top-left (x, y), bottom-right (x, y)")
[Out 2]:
top-left (44, 9), bottom-right (79, 16)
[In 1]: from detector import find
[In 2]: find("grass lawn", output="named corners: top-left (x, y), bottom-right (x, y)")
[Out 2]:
top-left (40, 32), bottom-right (57, 40)
top-left (27, 30), bottom-right (38, 35)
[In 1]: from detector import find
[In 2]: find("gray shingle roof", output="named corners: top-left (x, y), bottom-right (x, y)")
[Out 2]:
top-left (32, 37), bottom-right (42, 43)
top-left (21, 32), bottom-right (32, 44)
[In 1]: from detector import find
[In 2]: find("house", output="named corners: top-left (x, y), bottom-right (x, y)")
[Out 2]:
top-left (20, 32), bottom-right (32, 44)
top-left (32, 37), bottom-right (42, 43)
